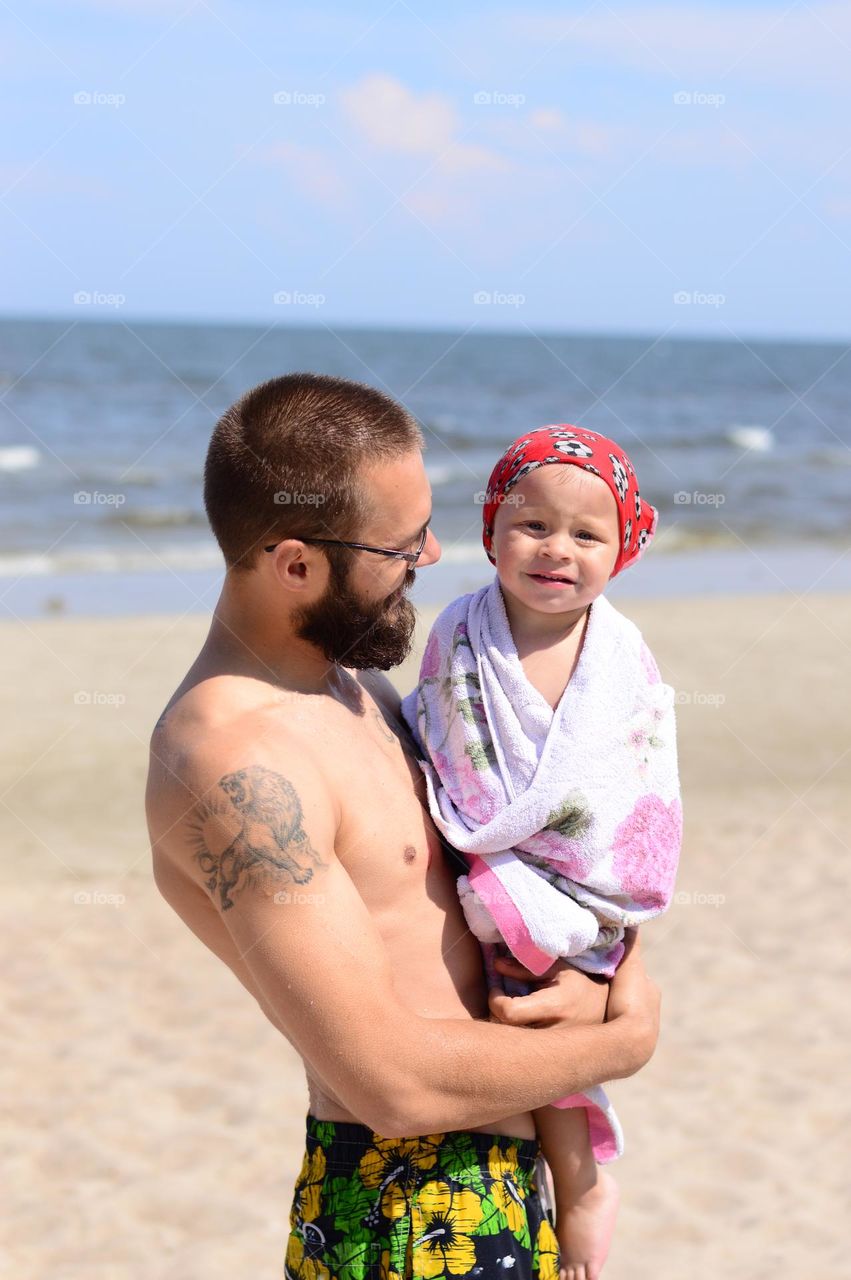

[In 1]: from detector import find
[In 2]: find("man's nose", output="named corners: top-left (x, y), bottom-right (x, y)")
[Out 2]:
top-left (420, 527), bottom-right (442, 567)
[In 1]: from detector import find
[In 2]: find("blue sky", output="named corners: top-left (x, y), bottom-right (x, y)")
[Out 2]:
top-left (2, 0), bottom-right (850, 340)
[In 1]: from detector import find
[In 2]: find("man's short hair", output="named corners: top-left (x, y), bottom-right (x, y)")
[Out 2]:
top-left (204, 373), bottom-right (424, 571)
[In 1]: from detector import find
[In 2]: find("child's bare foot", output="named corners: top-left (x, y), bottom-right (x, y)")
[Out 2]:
top-left (556, 1169), bottom-right (620, 1280)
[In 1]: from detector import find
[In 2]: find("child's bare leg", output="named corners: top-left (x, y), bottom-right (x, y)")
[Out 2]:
top-left (534, 1105), bottom-right (619, 1280)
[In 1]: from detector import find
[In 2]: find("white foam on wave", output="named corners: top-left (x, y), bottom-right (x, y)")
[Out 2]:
top-left (0, 445), bottom-right (40, 472)
top-left (0, 540), bottom-right (489, 577)
top-left (0, 542), bottom-right (225, 577)
top-left (726, 425), bottom-right (775, 452)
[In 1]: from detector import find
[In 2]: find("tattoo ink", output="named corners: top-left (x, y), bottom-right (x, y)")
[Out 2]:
top-left (371, 708), bottom-right (397, 746)
top-left (188, 765), bottom-right (326, 911)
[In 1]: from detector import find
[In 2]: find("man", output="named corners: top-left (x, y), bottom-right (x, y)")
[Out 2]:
top-left (146, 373), bottom-right (659, 1280)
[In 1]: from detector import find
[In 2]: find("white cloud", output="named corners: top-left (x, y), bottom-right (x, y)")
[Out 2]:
top-left (527, 108), bottom-right (615, 156)
top-left (437, 142), bottom-right (511, 175)
top-left (508, 4), bottom-right (851, 89)
top-left (341, 74), bottom-right (458, 155)
top-left (257, 142), bottom-right (347, 206)
top-left (402, 188), bottom-right (469, 223)
top-left (340, 73), bottom-right (511, 173)
top-left (528, 108), bottom-right (564, 132)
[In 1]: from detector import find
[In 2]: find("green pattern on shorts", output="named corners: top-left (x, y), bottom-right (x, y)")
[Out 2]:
top-left (284, 1115), bottom-right (559, 1280)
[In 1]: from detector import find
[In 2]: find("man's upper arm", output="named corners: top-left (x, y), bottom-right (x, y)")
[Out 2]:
top-left (157, 745), bottom-right (412, 1130)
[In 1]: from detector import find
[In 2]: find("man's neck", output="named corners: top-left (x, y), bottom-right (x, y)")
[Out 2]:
top-left (202, 575), bottom-right (342, 695)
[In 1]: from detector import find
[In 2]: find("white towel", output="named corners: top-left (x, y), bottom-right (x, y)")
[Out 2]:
top-left (402, 578), bottom-right (682, 1162)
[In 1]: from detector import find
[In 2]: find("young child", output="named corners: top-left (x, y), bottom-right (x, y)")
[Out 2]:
top-left (402, 425), bottom-right (682, 1280)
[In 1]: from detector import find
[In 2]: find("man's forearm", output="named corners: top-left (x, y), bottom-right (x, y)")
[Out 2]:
top-left (372, 1012), bottom-right (648, 1137)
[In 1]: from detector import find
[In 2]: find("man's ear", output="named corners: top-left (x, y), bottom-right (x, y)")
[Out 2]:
top-left (265, 541), bottom-right (323, 595)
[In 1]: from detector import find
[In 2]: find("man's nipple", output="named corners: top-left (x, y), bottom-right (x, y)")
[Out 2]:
top-left (403, 845), bottom-right (417, 864)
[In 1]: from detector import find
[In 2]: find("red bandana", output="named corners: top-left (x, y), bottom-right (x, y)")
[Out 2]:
top-left (482, 425), bottom-right (658, 579)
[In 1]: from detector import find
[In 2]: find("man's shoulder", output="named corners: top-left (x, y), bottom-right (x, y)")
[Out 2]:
top-left (147, 675), bottom-right (332, 821)
top-left (146, 676), bottom-right (344, 907)
top-left (152, 672), bottom-right (275, 740)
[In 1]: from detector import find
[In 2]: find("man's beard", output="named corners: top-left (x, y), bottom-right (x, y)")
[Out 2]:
top-left (295, 555), bottom-right (417, 670)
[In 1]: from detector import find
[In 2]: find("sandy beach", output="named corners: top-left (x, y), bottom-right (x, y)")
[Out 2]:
top-left (3, 589), bottom-right (849, 1279)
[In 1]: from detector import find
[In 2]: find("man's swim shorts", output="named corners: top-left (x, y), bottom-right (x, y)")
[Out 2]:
top-left (284, 1114), bottom-right (560, 1279)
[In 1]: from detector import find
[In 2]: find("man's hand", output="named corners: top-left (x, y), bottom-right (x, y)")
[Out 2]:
top-left (488, 955), bottom-right (609, 1029)
top-left (488, 932), bottom-right (661, 1077)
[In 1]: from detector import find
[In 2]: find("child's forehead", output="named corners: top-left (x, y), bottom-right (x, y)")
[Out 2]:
top-left (511, 463), bottom-right (617, 515)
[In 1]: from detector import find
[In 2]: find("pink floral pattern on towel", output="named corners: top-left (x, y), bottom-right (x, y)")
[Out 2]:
top-left (438, 749), bottom-right (499, 825)
top-left (612, 794), bottom-right (682, 909)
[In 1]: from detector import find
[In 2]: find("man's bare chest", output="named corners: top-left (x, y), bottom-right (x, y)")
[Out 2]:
top-left (332, 704), bottom-right (449, 899)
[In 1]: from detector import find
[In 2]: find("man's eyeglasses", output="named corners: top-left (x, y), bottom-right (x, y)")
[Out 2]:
top-left (263, 524), bottom-right (429, 566)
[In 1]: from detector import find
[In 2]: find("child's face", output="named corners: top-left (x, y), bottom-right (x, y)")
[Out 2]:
top-left (490, 464), bottom-right (620, 617)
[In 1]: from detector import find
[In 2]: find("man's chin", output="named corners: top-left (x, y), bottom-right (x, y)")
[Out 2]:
top-left (359, 597), bottom-right (417, 670)
top-left (295, 561), bottom-right (417, 670)
top-left (299, 596), bottom-right (416, 671)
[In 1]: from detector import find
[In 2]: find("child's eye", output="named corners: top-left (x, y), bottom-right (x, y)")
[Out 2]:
top-left (522, 521), bottom-right (546, 532)
top-left (576, 531), bottom-right (596, 542)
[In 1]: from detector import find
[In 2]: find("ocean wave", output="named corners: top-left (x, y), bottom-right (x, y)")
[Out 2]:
top-left (0, 542), bottom-right (225, 576)
top-left (75, 466), bottom-right (163, 487)
top-left (101, 507), bottom-right (208, 529)
top-left (725, 425), bottom-right (775, 451)
top-left (0, 445), bottom-right (40, 472)
top-left (423, 417), bottom-right (481, 448)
